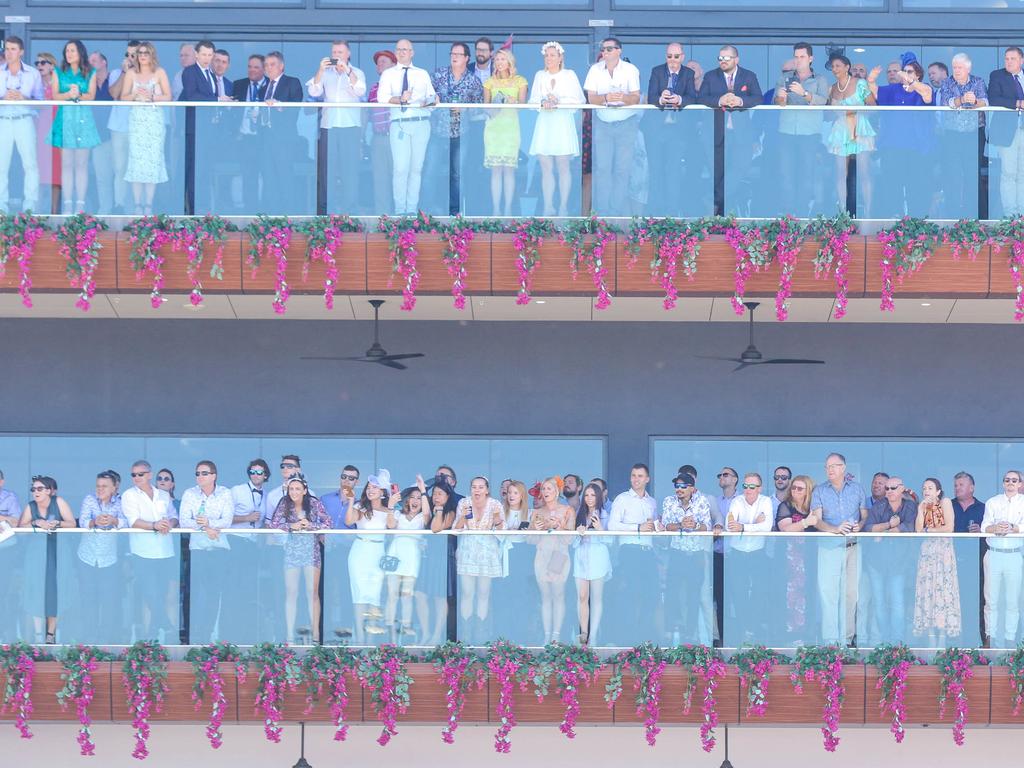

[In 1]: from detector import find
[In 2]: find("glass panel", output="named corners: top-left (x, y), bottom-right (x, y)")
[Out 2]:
top-left (641, 107), bottom-right (714, 217)
top-left (376, 439), bottom-right (489, 496)
top-left (613, 0), bottom-right (883, 5)
top-left (145, 437), bottom-right (261, 500)
top-left (30, 436), bottom-right (146, 513)
top-left (258, 438), bottom-right (375, 498)
top-left (0, 534), bottom-right (46, 643)
top-left (490, 439), bottom-right (604, 491)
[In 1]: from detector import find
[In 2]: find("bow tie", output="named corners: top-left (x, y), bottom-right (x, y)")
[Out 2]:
top-left (253, 488), bottom-right (263, 495)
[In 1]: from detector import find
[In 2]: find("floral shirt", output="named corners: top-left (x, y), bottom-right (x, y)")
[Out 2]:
top-left (430, 67), bottom-right (483, 138)
top-left (660, 490), bottom-right (713, 552)
top-left (936, 75), bottom-right (988, 132)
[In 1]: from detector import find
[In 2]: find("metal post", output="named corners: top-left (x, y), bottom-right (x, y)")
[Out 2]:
top-left (316, 123), bottom-right (328, 215)
top-left (978, 121), bottom-right (989, 220)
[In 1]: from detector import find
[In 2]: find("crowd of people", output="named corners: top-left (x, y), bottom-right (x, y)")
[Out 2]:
top-left (4, 35), bottom-right (1024, 218)
top-left (1, 452), bottom-right (1022, 649)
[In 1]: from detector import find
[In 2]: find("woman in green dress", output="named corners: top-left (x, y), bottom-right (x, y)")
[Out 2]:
top-left (483, 50), bottom-right (528, 217)
top-left (50, 40), bottom-right (99, 214)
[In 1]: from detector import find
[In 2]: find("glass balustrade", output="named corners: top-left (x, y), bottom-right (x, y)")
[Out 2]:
top-left (1, 100), bottom-right (1009, 220)
top-left (0, 528), bottom-right (1011, 649)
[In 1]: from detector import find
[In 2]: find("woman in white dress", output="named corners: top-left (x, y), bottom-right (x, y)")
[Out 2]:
top-left (531, 477), bottom-right (574, 643)
top-left (384, 482), bottom-right (427, 643)
top-left (528, 41), bottom-right (585, 216)
top-left (454, 477), bottom-right (505, 643)
top-left (345, 469), bottom-right (398, 644)
top-left (117, 41), bottom-right (170, 214)
top-left (573, 483), bottom-right (612, 646)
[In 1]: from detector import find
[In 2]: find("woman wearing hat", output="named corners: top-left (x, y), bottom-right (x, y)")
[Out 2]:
top-left (270, 474), bottom-right (331, 645)
top-left (454, 476), bottom-right (505, 643)
top-left (346, 469), bottom-right (398, 643)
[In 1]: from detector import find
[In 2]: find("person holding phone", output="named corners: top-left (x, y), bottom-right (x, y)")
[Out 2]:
top-left (345, 469), bottom-right (399, 644)
top-left (573, 482), bottom-right (611, 646)
top-left (384, 483), bottom-right (427, 643)
top-left (454, 476), bottom-right (504, 644)
top-left (417, 475), bottom-right (458, 646)
top-left (532, 477), bottom-right (573, 644)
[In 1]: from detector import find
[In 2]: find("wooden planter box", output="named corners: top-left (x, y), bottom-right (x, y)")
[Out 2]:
top-left (0, 661), bottom-right (114, 722)
top-left (115, 234), bottom-right (244, 294)
top-left (111, 661), bottom-right (240, 723)
top-left (509, 667), bottom-right (612, 725)
top-left (400, 662), bottom-right (488, 723)
top-left (864, 664), bottom-right (991, 727)
top-left (365, 232), bottom-right (489, 295)
top-left (864, 242), bottom-right (990, 298)
top-left (235, 665), bottom-right (362, 723)
top-left (987, 250), bottom-right (1022, 298)
top-left (491, 233), bottom-right (612, 296)
top-left (739, 663), bottom-right (866, 725)
top-left (988, 666), bottom-right (1024, 725)
top-left (241, 233), bottom-right (367, 295)
top-left (615, 665), bottom-right (739, 726)
top-left (1, 234), bottom-right (119, 293)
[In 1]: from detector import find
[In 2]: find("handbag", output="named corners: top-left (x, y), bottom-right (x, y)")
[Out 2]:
top-left (379, 554), bottom-right (400, 572)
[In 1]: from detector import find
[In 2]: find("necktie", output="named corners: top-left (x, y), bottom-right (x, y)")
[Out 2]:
top-left (205, 68), bottom-right (215, 94)
top-left (668, 71), bottom-right (678, 91)
top-left (216, 76), bottom-right (223, 98)
top-left (1015, 72), bottom-right (1024, 100)
top-left (727, 72), bottom-right (735, 91)
top-left (250, 80), bottom-right (257, 102)
top-left (400, 66), bottom-right (410, 112)
top-left (267, 79), bottom-right (277, 101)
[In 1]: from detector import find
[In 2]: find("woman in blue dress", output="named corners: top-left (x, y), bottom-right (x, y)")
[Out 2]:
top-left (49, 40), bottom-right (99, 214)
top-left (825, 54), bottom-right (876, 215)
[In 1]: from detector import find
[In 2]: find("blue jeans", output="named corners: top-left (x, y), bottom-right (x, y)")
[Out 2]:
top-left (867, 558), bottom-right (907, 644)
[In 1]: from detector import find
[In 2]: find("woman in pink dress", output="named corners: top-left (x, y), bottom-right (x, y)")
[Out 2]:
top-left (531, 477), bottom-right (573, 643)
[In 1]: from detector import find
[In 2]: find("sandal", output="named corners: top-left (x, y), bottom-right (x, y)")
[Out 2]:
top-left (45, 631), bottom-right (56, 645)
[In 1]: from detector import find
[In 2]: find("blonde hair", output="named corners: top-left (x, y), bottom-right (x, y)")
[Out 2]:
top-left (37, 52), bottom-right (57, 67)
top-left (784, 475), bottom-right (815, 515)
top-left (493, 48), bottom-right (517, 78)
top-left (541, 42), bottom-right (565, 72)
top-left (503, 480), bottom-right (529, 525)
top-left (133, 41), bottom-right (160, 71)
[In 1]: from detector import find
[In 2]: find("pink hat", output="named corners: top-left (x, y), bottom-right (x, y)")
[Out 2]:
top-left (374, 50), bottom-right (397, 65)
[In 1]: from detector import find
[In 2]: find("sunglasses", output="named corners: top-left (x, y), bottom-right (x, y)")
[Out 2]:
top-left (195, 470), bottom-right (214, 477)
top-left (666, 53), bottom-right (682, 59)
top-left (341, 473), bottom-right (359, 481)
top-left (742, 483), bottom-right (760, 489)
top-left (716, 472), bottom-right (736, 479)
top-left (885, 484), bottom-right (902, 491)
top-left (156, 475), bottom-right (172, 482)
top-left (280, 463), bottom-right (298, 469)
top-left (601, 46), bottom-right (619, 52)
top-left (1005, 478), bottom-right (1022, 483)
top-left (673, 483), bottom-right (692, 490)
top-left (34, 61), bottom-right (49, 67)
top-left (773, 475), bottom-right (790, 481)
top-left (30, 485), bottom-right (47, 493)
top-left (718, 55), bottom-right (735, 62)
top-left (248, 468), bottom-right (266, 476)
top-left (130, 471), bottom-right (149, 478)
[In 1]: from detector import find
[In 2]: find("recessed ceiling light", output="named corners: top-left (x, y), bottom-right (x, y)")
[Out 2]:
top-left (853, 47), bottom-right (866, 53)
top-left (536, 300), bottom-right (546, 304)
top-left (920, 302), bottom-right (931, 307)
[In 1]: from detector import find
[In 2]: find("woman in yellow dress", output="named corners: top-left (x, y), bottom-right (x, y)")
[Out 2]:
top-left (483, 50), bottom-right (528, 216)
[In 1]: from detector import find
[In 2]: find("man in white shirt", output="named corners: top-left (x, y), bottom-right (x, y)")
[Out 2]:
top-left (376, 38), bottom-right (436, 215)
top-left (0, 36), bottom-right (44, 213)
top-left (661, 472), bottom-right (713, 644)
top-left (608, 463), bottom-right (658, 643)
top-left (583, 37), bottom-right (641, 216)
top-left (308, 40), bottom-right (367, 214)
top-left (179, 459), bottom-right (234, 643)
top-left (981, 470), bottom-right (1024, 648)
top-left (227, 458), bottom-right (270, 643)
top-left (121, 460), bottom-right (178, 642)
top-left (725, 473), bottom-right (773, 643)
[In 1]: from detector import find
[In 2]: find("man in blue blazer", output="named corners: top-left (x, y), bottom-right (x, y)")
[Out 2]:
top-left (179, 40), bottom-right (218, 213)
top-left (988, 47), bottom-right (1024, 216)
top-left (261, 50), bottom-right (305, 213)
top-left (698, 44), bottom-right (763, 215)
top-left (645, 42), bottom-right (698, 215)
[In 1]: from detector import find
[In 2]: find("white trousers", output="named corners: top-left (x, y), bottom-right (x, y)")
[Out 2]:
top-left (0, 116), bottom-right (40, 212)
top-left (389, 118), bottom-right (430, 215)
top-left (110, 130), bottom-right (131, 211)
top-left (984, 549), bottom-right (1023, 645)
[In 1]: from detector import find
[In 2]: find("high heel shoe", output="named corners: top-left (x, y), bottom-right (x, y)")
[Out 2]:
top-left (45, 631), bottom-right (56, 645)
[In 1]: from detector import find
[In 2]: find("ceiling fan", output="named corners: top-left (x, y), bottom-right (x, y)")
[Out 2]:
top-left (698, 301), bottom-right (825, 371)
top-left (301, 299), bottom-right (425, 370)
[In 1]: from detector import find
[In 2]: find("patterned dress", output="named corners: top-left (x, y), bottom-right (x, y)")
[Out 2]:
top-left (455, 497), bottom-right (503, 577)
top-left (270, 497), bottom-right (330, 569)
top-left (825, 78), bottom-right (875, 156)
top-left (50, 68), bottom-right (100, 149)
top-left (913, 502), bottom-right (961, 637)
top-left (483, 75), bottom-right (528, 167)
top-left (125, 78), bottom-right (169, 184)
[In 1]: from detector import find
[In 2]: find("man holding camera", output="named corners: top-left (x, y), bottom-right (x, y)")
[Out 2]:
top-left (774, 42), bottom-right (830, 216)
top-left (308, 41), bottom-right (367, 214)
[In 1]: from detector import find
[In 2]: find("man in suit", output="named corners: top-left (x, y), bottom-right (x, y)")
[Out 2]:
top-left (262, 50), bottom-right (305, 213)
top-left (988, 47), bottom-right (1024, 217)
top-left (698, 44), bottom-right (762, 215)
top-left (179, 40), bottom-right (219, 214)
top-left (232, 54), bottom-right (267, 213)
top-left (644, 42), bottom-right (697, 216)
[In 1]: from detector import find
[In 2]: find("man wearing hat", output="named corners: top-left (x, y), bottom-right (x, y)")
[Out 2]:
top-left (660, 472), bottom-right (714, 644)
top-left (307, 40), bottom-right (367, 215)
top-left (368, 49), bottom-right (397, 215)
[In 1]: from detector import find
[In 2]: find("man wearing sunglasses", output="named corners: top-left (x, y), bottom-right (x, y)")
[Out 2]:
top-left (981, 470), bottom-right (1024, 648)
top-left (227, 458), bottom-right (271, 642)
top-left (322, 465), bottom-right (361, 639)
top-left (661, 472), bottom-right (713, 644)
top-left (863, 476), bottom-right (915, 645)
top-left (0, 36), bottom-right (44, 214)
top-left (697, 44), bottom-right (763, 214)
top-left (644, 42), bottom-right (697, 216)
top-left (724, 473), bottom-right (772, 644)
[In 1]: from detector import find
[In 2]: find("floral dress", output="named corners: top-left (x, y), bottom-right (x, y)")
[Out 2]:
top-left (455, 497), bottom-right (503, 577)
top-left (270, 497), bottom-right (330, 569)
top-left (825, 77), bottom-right (875, 156)
top-left (483, 74), bottom-right (528, 167)
top-left (125, 78), bottom-right (169, 184)
top-left (913, 502), bottom-right (961, 637)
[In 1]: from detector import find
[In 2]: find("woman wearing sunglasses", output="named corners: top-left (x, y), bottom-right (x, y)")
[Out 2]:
top-left (19, 475), bottom-right (76, 644)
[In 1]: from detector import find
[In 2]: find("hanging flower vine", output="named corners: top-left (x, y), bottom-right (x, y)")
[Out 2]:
top-left (724, 219), bottom-right (776, 315)
top-left (486, 640), bottom-right (535, 753)
top-left (0, 213), bottom-right (49, 308)
top-left (53, 213), bottom-right (109, 311)
top-left (301, 645), bottom-right (360, 742)
top-left (437, 216), bottom-right (490, 310)
top-left (357, 644), bottom-right (413, 747)
top-left (791, 645), bottom-right (853, 752)
top-left (560, 216), bottom-right (618, 309)
top-left (297, 214), bottom-right (362, 309)
top-left (0, 642), bottom-right (52, 740)
top-left (378, 212), bottom-right (438, 311)
top-left (1001, 643), bottom-right (1024, 717)
top-left (509, 218), bottom-right (555, 304)
top-left (934, 648), bottom-right (988, 746)
top-left (731, 645), bottom-right (789, 718)
top-left (876, 216), bottom-right (941, 311)
top-left (424, 642), bottom-right (485, 744)
top-left (532, 642), bottom-right (603, 740)
top-left (943, 219), bottom-right (993, 261)
top-left (171, 215), bottom-right (235, 307)
top-left (123, 214), bottom-right (176, 308)
top-left (244, 643), bottom-right (303, 744)
top-left (867, 643), bottom-right (923, 744)
top-left (121, 641), bottom-right (169, 760)
top-left (246, 215), bottom-right (294, 314)
top-left (624, 217), bottom-right (723, 309)
top-left (605, 642), bottom-right (667, 747)
top-left (808, 212), bottom-right (856, 319)
top-left (186, 642), bottom-right (246, 750)
top-left (57, 645), bottom-right (113, 756)
top-left (667, 644), bottom-right (728, 752)
top-left (991, 216), bottom-right (1024, 322)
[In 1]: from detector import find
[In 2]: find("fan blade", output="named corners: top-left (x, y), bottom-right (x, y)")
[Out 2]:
top-left (376, 359), bottom-right (408, 370)
top-left (695, 355), bottom-right (745, 364)
top-left (760, 358), bottom-right (826, 365)
top-left (377, 353), bottom-right (425, 362)
top-left (300, 355), bottom-right (375, 362)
